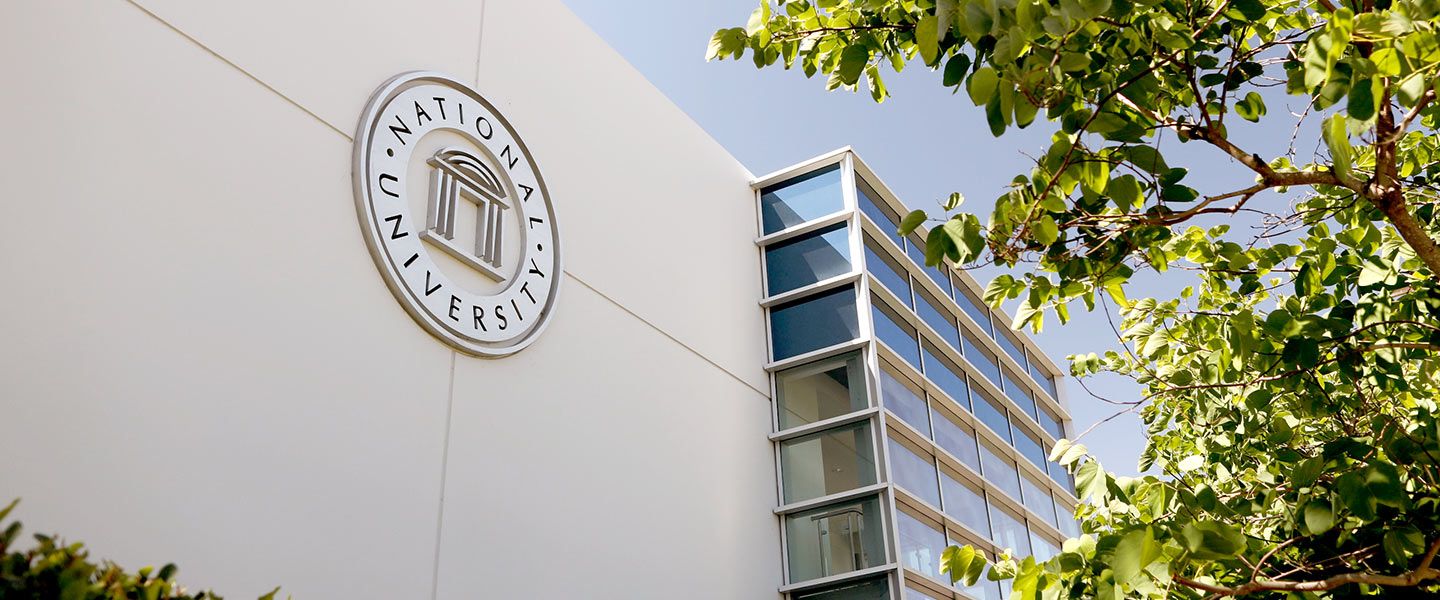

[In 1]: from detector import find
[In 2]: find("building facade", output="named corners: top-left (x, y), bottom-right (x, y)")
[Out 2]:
top-left (754, 151), bottom-right (1077, 599)
top-left (0, 2), bottom-right (1073, 599)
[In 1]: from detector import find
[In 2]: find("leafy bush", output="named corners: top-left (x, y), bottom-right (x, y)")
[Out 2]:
top-left (0, 500), bottom-right (281, 599)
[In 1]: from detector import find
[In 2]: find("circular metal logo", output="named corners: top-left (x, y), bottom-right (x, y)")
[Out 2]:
top-left (353, 72), bottom-right (561, 357)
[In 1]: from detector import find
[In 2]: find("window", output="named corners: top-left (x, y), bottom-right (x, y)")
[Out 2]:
top-left (865, 241), bottom-right (912, 307)
top-left (979, 441), bottom-right (1022, 501)
top-left (989, 504), bottom-right (1032, 557)
top-left (1012, 426), bottom-right (1047, 471)
top-left (1048, 460), bottom-right (1074, 493)
top-left (1027, 351), bottom-right (1060, 400)
top-left (760, 163), bottom-right (843, 234)
top-left (1030, 534), bottom-right (1061, 562)
top-left (922, 345), bottom-right (970, 411)
top-left (889, 436), bottom-right (941, 507)
top-left (941, 471), bottom-right (990, 537)
top-left (1020, 472), bottom-right (1058, 528)
top-left (952, 278), bottom-right (993, 336)
top-left (930, 408), bottom-right (980, 472)
top-left (880, 367), bottom-right (930, 437)
top-left (785, 495), bottom-right (887, 583)
top-left (959, 330), bottom-right (1001, 386)
top-left (873, 300), bottom-right (921, 369)
top-left (776, 353), bottom-right (867, 430)
top-left (1037, 405), bottom-right (1065, 441)
top-left (1054, 498), bottom-right (1081, 538)
top-left (765, 222), bottom-right (852, 296)
top-left (915, 288), bottom-right (960, 350)
top-left (1001, 368), bottom-right (1037, 421)
top-left (898, 511), bottom-right (947, 580)
top-left (858, 179), bottom-right (904, 249)
top-left (906, 234), bottom-right (952, 294)
top-left (771, 286), bottom-right (860, 361)
top-left (795, 575), bottom-right (892, 600)
top-left (781, 422), bottom-right (877, 503)
top-left (971, 385), bottom-right (1011, 444)
top-left (992, 321), bottom-right (1027, 369)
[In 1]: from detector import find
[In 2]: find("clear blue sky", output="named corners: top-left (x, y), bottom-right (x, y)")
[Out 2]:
top-left (562, 0), bottom-right (1311, 474)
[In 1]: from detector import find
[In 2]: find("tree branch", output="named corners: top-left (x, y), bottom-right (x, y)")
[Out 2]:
top-left (1174, 538), bottom-right (1440, 595)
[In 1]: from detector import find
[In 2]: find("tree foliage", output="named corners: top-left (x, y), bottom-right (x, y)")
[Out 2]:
top-left (0, 500), bottom-right (282, 599)
top-left (715, 0), bottom-right (1440, 596)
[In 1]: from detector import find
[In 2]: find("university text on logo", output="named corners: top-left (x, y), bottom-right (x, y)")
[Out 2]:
top-left (353, 72), bottom-right (562, 357)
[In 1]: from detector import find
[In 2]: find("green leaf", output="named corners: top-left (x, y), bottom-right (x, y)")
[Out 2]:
top-left (944, 214), bottom-right (986, 264)
top-left (1125, 145), bottom-right (1169, 174)
top-left (1323, 113), bottom-right (1353, 181)
top-left (943, 53), bottom-right (971, 87)
top-left (1112, 528), bottom-right (1162, 585)
top-left (968, 67), bottom-right (999, 106)
top-left (942, 544), bottom-right (987, 586)
top-left (1348, 76), bottom-right (1378, 121)
top-left (1108, 174), bottom-right (1144, 211)
top-left (917, 15), bottom-right (940, 67)
top-left (837, 44), bottom-right (870, 86)
top-left (1228, 0), bottom-right (1267, 21)
top-left (1292, 457), bottom-right (1325, 487)
top-left (1235, 91), bottom-right (1266, 122)
top-left (1180, 521), bottom-right (1247, 559)
top-left (900, 209), bottom-right (927, 236)
top-left (1303, 499), bottom-right (1335, 534)
top-left (1383, 528), bottom-right (1426, 567)
top-left (1032, 216), bottom-right (1059, 245)
top-left (1076, 460), bottom-right (1107, 502)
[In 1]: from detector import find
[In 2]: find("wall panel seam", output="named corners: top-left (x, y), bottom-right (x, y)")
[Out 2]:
top-left (564, 270), bottom-right (770, 398)
top-left (123, 0), bottom-right (350, 141)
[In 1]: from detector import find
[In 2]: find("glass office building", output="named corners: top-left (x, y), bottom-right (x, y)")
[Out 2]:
top-left (756, 150), bottom-right (1079, 599)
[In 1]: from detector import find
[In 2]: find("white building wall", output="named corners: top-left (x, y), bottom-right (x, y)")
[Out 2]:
top-left (0, 1), bottom-right (780, 598)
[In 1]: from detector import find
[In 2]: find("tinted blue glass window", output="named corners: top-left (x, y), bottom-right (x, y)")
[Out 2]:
top-left (889, 437), bottom-right (941, 507)
top-left (898, 511), bottom-right (947, 580)
top-left (881, 368), bottom-right (930, 437)
top-left (915, 289), bottom-right (961, 350)
top-left (1048, 460), bottom-right (1075, 493)
top-left (770, 286), bottom-right (859, 361)
top-left (961, 330), bottom-right (1002, 386)
top-left (1028, 355), bottom-right (1060, 399)
top-left (1021, 473), bottom-right (1059, 528)
top-left (864, 242), bottom-right (911, 307)
top-left (973, 386), bottom-right (1011, 444)
top-left (931, 408), bottom-right (980, 471)
top-left (1054, 498), bottom-right (1081, 537)
top-left (1002, 369), bottom-right (1038, 421)
top-left (980, 441), bottom-right (1022, 500)
top-left (765, 222), bottom-right (852, 296)
top-left (922, 346), bottom-right (970, 411)
top-left (1038, 405), bottom-right (1065, 440)
top-left (941, 471), bottom-right (990, 536)
top-left (857, 181), bottom-right (904, 249)
top-left (761, 164), bottom-right (844, 234)
top-left (906, 235), bottom-right (952, 294)
top-left (1013, 426), bottom-right (1047, 471)
top-left (994, 322), bottom-right (1028, 368)
top-left (873, 302), bottom-right (921, 369)
top-left (953, 277), bottom-right (993, 335)
top-left (990, 505), bottom-right (1032, 556)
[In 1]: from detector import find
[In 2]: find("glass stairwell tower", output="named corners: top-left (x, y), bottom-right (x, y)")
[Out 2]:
top-left (754, 149), bottom-right (1081, 600)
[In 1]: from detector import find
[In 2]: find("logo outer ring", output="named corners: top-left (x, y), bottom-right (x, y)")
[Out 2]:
top-left (352, 71), bottom-right (563, 358)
